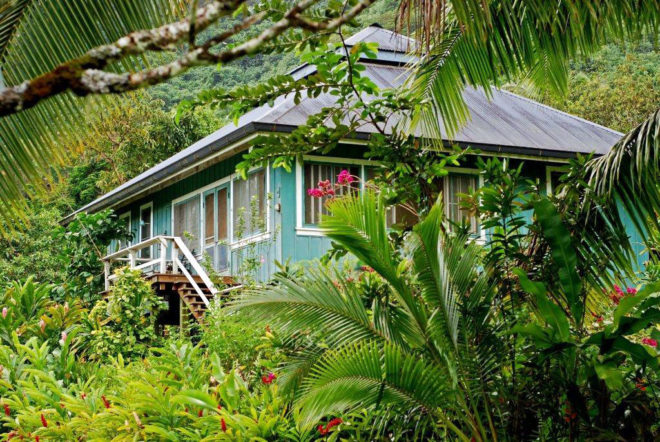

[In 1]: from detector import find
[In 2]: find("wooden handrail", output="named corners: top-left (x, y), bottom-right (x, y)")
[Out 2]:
top-left (102, 235), bottom-right (217, 307)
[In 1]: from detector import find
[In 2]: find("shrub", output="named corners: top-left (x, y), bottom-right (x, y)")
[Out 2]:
top-left (86, 267), bottom-right (165, 361)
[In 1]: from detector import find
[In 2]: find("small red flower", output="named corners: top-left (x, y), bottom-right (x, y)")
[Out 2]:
top-left (642, 337), bottom-right (658, 348)
top-left (3, 403), bottom-right (9, 416)
top-left (81, 393), bottom-right (86, 400)
top-left (337, 170), bottom-right (354, 185)
top-left (101, 395), bottom-right (111, 409)
top-left (360, 265), bottom-right (375, 273)
top-left (35, 436), bottom-right (40, 442)
top-left (307, 188), bottom-right (324, 198)
top-left (198, 410), bottom-right (203, 417)
top-left (261, 372), bottom-right (276, 384)
top-left (221, 418), bottom-right (227, 432)
top-left (40, 413), bottom-right (48, 427)
top-left (636, 379), bottom-right (647, 391)
top-left (217, 404), bottom-right (222, 411)
top-left (318, 417), bottom-right (342, 435)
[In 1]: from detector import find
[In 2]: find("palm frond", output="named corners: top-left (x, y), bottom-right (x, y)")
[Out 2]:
top-left (0, 0), bottom-right (188, 227)
top-left (295, 341), bottom-right (450, 429)
top-left (410, 201), bottom-right (459, 350)
top-left (322, 192), bottom-right (429, 338)
top-left (0, 0), bottom-right (32, 61)
top-left (588, 108), bottom-right (660, 243)
top-left (404, 1), bottom-right (660, 141)
top-left (231, 267), bottom-right (389, 346)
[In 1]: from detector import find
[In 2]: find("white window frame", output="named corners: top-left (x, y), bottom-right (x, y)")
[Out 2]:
top-left (444, 167), bottom-right (486, 242)
top-left (170, 167), bottom-right (270, 255)
top-left (296, 155), bottom-right (376, 236)
top-left (545, 165), bottom-right (569, 195)
top-left (138, 202), bottom-right (154, 258)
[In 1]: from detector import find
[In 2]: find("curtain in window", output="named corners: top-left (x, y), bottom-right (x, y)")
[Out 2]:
top-left (445, 174), bottom-right (478, 234)
top-left (174, 196), bottom-right (200, 254)
top-left (233, 169), bottom-right (266, 239)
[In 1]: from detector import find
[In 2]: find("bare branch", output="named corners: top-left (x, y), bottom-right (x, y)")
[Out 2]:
top-left (0, 0), bottom-right (376, 117)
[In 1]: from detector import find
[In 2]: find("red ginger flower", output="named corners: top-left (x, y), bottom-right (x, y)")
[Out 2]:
top-left (198, 410), bottom-right (203, 417)
top-left (221, 418), bottom-right (227, 432)
top-left (642, 337), bottom-right (658, 348)
top-left (35, 436), bottom-right (39, 442)
top-left (318, 417), bottom-right (343, 435)
top-left (40, 413), bottom-right (48, 427)
top-left (101, 395), bottom-right (111, 409)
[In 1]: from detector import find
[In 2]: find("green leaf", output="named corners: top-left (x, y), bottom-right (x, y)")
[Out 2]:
top-left (593, 361), bottom-right (624, 390)
top-left (533, 198), bottom-right (583, 324)
top-left (514, 269), bottom-right (570, 341)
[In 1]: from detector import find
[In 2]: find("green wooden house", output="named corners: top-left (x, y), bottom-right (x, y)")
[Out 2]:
top-left (66, 26), bottom-right (637, 320)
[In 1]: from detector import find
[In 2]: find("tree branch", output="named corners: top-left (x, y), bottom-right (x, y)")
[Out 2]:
top-left (0, 0), bottom-right (376, 117)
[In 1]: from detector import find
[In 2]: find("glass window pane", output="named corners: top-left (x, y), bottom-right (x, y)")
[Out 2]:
top-left (204, 193), bottom-right (215, 245)
top-left (233, 169), bottom-right (266, 239)
top-left (174, 197), bottom-right (200, 254)
top-left (445, 174), bottom-right (478, 234)
top-left (140, 206), bottom-right (152, 258)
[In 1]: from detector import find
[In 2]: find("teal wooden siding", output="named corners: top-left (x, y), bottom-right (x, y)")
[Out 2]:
top-left (111, 148), bottom-right (648, 281)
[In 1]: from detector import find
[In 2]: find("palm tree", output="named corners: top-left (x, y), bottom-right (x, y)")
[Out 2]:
top-left (235, 191), bottom-right (504, 440)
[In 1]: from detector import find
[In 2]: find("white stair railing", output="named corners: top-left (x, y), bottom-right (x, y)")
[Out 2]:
top-left (102, 235), bottom-right (218, 307)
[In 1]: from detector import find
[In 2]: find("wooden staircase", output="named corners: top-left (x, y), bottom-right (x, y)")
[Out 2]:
top-left (102, 236), bottom-right (241, 325)
top-left (148, 273), bottom-right (237, 323)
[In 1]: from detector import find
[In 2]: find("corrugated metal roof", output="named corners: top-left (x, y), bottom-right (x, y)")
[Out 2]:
top-left (66, 26), bottom-right (623, 219)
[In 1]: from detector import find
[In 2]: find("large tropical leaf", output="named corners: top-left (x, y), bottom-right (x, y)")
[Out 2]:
top-left (0, 0), bottom-right (188, 227)
top-left (321, 191), bottom-right (429, 345)
top-left (295, 341), bottom-right (451, 429)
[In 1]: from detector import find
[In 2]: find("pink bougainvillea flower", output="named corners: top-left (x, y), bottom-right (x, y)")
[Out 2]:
top-left (614, 285), bottom-right (623, 295)
top-left (307, 188), bottom-right (324, 198)
top-left (337, 169), bottom-right (354, 185)
top-left (1, 307), bottom-right (7, 319)
top-left (261, 372), bottom-right (276, 384)
top-left (627, 287), bottom-right (638, 294)
top-left (221, 418), bottom-right (227, 432)
top-left (642, 337), bottom-right (658, 348)
top-left (40, 413), bottom-right (48, 427)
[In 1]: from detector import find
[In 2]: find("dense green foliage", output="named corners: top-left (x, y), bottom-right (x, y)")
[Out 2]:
top-left (522, 39), bottom-right (660, 133)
